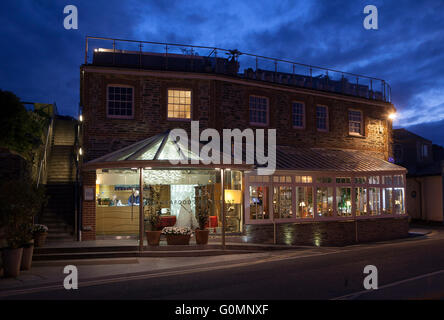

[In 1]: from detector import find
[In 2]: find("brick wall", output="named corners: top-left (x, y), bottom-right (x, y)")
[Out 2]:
top-left (81, 70), bottom-right (394, 162)
top-left (81, 170), bottom-right (96, 240)
top-left (245, 216), bottom-right (409, 246)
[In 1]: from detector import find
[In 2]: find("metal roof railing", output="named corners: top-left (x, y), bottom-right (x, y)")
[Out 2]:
top-left (84, 36), bottom-right (391, 103)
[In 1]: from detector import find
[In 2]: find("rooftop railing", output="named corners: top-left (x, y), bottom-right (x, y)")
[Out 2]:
top-left (84, 36), bottom-right (391, 103)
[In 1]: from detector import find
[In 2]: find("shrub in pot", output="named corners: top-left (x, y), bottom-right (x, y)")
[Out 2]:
top-left (195, 186), bottom-right (212, 245)
top-left (144, 186), bottom-right (162, 246)
top-left (32, 224), bottom-right (48, 247)
top-left (0, 179), bottom-right (46, 277)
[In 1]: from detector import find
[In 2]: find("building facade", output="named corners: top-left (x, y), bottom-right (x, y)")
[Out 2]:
top-left (79, 38), bottom-right (408, 245)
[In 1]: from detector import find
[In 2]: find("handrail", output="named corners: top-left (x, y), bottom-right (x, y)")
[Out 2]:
top-left (84, 36), bottom-right (392, 103)
top-left (37, 116), bottom-right (53, 187)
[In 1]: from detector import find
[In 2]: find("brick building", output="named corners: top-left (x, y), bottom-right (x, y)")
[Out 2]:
top-left (78, 37), bottom-right (408, 245)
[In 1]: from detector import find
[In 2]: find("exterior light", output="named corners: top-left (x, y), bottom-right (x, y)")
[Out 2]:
top-left (388, 113), bottom-right (396, 120)
top-left (79, 114), bottom-right (83, 122)
top-left (79, 147), bottom-right (83, 155)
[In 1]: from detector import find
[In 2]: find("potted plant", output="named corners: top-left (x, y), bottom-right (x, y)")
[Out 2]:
top-left (195, 186), bottom-right (211, 245)
top-left (144, 185), bottom-right (162, 246)
top-left (162, 227), bottom-right (192, 245)
top-left (32, 224), bottom-right (48, 247)
top-left (0, 179), bottom-right (45, 277)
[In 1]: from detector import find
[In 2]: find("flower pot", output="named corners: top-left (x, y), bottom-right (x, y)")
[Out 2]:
top-left (2, 247), bottom-right (23, 278)
top-left (21, 244), bottom-right (34, 271)
top-left (146, 230), bottom-right (162, 246)
top-left (166, 234), bottom-right (191, 245)
top-left (195, 229), bottom-right (210, 245)
top-left (34, 232), bottom-right (48, 247)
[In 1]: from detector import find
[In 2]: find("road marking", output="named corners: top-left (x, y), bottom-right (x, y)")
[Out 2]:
top-left (332, 269), bottom-right (444, 300)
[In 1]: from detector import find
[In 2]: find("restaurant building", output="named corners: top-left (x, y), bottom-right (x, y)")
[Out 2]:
top-left (78, 37), bottom-right (408, 246)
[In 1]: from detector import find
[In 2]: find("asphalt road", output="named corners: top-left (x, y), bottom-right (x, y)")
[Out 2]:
top-left (3, 230), bottom-right (444, 300)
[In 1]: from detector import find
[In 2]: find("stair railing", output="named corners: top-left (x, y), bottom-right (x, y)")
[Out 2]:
top-left (37, 116), bottom-right (54, 187)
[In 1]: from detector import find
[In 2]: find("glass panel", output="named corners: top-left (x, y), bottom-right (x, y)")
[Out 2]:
top-left (297, 186), bottom-right (313, 218)
top-left (383, 176), bottom-right (393, 185)
top-left (383, 188), bottom-right (393, 214)
top-left (393, 175), bottom-right (404, 186)
top-left (355, 187), bottom-right (367, 216)
top-left (249, 186), bottom-right (269, 220)
top-left (138, 139), bottom-right (163, 160)
top-left (369, 176), bottom-right (380, 184)
top-left (368, 187), bottom-right (381, 215)
top-left (336, 187), bottom-right (352, 216)
top-left (224, 170), bottom-right (243, 233)
top-left (336, 177), bottom-right (351, 184)
top-left (273, 186), bottom-right (293, 219)
top-left (316, 187), bottom-right (333, 217)
top-left (393, 188), bottom-right (405, 214)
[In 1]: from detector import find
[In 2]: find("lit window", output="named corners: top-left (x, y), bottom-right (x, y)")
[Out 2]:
top-left (273, 186), bottom-right (293, 219)
top-left (349, 110), bottom-right (363, 135)
top-left (273, 176), bottom-right (292, 183)
top-left (297, 186), bottom-right (313, 218)
top-left (354, 177), bottom-right (367, 184)
top-left (355, 187), bottom-right (367, 216)
top-left (249, 186), bottom-right (269, 220)
top-left (393, 188), bottom-right (405, 214)
top-left (336, 187), bottom-right (352, 216)
top-left (316, 177), bottom-right (332, 184)
top-left (292, 102), bottom-right (305, 128)
top-left (295, 176), bottom-right (312, 183)
top-left (316, 187), bottom-right (333, 217)
top-left (369, 176), bottom-right (380, 185)
top-left (369, 187), bottom-right (381, 215)
top-left (316, 105), bottom-right (328, 131)
top-left (168, 89), bottom-right (191, 119)
top-left (382, 188), bottom-right (393, 214)
top-left (249, 95), bottom-right (268, 125)
top-left (107, 86), bottom-right (134, 118)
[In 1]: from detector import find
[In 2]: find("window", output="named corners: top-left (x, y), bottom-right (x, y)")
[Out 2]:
top-left (349, 110), bottom-right (363, 135)
top-left (421, 144), bottom-right (429, 159)
top-left (316, 177), bottom-right (332, 184)
top-left (273, 176), bottom-right (292, 183)
top-left (249, 95), bottom-right (268, 125)
top-left (382, 188), bottom-right (393, 214)
top-left (393, 188), bottom-right (405, 214)
top-left (393, 175), bottom-right (404, 186)
top-left (273, 186), bottom-right (293, 219)
top-left (369, 176), bottom-right (380, 184)
top-left (297, 186), bottom-right (313, 218)
top-left (355, 187), bottom-right (367, 216)
top-left (336, 177), bottom-right (351, 184)
top-left (316, 187), bottom-right (333, 217)
top-left (354, 177), bottom-right (367, 184)
top-left (295, 176), bottom-right (312, 183)
top-left (383, 176), bottom-right (392, 185)
top-left (368, 188), bottom-right (381, 215)
top-left (248, 175), bottom-right (269, 183)
top-left (316, 105), bottom-right (328, 131)
top-left (249, 186), bottom-right (269, 220)
top-left (107, 85), bottom-right (134, 118)
top-left (336, 187), bottom-right (352, 216)
top-left (292, 102), bottom-right (305, 128)
top-left (167, 89), bottom-right (192, 120)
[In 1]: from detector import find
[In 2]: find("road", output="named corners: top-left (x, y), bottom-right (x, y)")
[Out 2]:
top-left (2, 229), bottom-right (444, 300)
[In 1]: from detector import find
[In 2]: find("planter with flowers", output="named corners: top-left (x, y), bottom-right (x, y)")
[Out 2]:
top-left (32, 224), bottom-right (48, 247)
top-left (162, 227), bottom-right (192, 245)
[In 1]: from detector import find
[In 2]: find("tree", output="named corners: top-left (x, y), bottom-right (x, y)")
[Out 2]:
top-left (0, 89), bottom-right (46, 158)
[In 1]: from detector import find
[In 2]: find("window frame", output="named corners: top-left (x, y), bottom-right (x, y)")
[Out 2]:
top-left (316, 105), bottom-right (329, 132)
top-left (292, 101), bottom-right (306, 129)
top-left (167, 88), bottom-right (193, 121)
top-left (106, 84), bottom-right (135, 119)
top-left (348, 108), bottom-right (364, 136)
top-left (249, 95), bottom-right (269, 126)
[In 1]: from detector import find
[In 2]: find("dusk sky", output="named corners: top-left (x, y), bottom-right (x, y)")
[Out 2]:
top-left (1, 0), bottom-right (443, 145)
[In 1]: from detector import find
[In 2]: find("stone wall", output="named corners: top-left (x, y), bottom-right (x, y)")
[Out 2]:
top-left (81, 170), bottom-right (96, 240)
top-left (245, 216), bottom-right (409, 246)
top-left (81, 70), bottom-right (394, 162)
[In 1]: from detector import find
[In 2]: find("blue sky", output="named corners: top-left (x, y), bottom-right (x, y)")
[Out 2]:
top-left (1, 0), bottom-right (443, 145)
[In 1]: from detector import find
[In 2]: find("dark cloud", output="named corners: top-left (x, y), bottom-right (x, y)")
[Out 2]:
top-left (0, 0), bottom-right (443, 144)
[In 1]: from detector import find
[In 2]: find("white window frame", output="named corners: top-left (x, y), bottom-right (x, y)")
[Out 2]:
top-left (249, 95), bottom-right (269, 126)
top-left (106, 84), bottom-right (135, 119)
top-left (316, 105), bottom-right (329, 132)
top-left (348, 109), bottom-right (364, 136)
top-left (292, 101), bottom-right (305, 129)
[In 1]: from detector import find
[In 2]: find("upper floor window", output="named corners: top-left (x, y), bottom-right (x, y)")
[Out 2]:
top-left (421, 144), bottom-right (429, 160)
top-left (168, 89), bottom-right (191, 120)
top-left (249, 95), bottom-right (268, 125)
top-left (316, 105), bottom-right (328, 131)
top-left (292, 102), bottom-right (305, 128)
top-left (107, 85), bottom-right (134, 119)
top-left (349, 110), bottom-right (363, 135)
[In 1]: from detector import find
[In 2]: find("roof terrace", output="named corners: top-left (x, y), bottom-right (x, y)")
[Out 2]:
top-left (84, 36), bottom-right (392, 103)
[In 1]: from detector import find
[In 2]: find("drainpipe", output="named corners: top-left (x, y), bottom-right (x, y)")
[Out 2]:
top-left (221, 169), bottom-right (226, 250)
top-left (139, 168), bottom-right (144, 252)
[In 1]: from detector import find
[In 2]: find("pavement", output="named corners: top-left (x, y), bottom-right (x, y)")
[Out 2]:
top-left (0, 227), bottom-right (434, 299)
